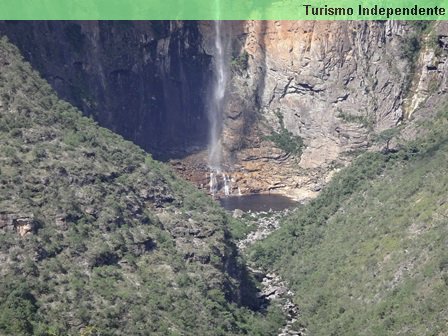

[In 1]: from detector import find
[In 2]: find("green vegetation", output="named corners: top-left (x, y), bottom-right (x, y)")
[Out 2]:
top-left (266, 110), bottom-right (305, 156)
top-left (401, 34), bottom-right (422, 63)
top-left (402, 21), bottom-right (432, 63)
top-left (402, 21), bottom-right (434, 93)
top-left (337, 109), bottom-right (374, 130)
top-left (249, 109), bottom-right (448, 334)
top-left (373, 127), bottom-right (401, 153)
top-left (0, 37), bottom-right (285, 335)
top-left (231, 51), bottom-right (249, 74)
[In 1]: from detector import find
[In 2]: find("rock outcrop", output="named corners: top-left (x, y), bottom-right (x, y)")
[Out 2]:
top-left (186, 21), bottom-right (448, 200)
top-left (0, 213), bottom-right (36, 236)
top-left (405, 22), bottom-right (448, 118)
top-left (221, 21), bottom-right (410, 157)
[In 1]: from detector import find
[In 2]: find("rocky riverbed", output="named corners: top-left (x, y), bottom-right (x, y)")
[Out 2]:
top-left (236, 210), bottom-right (284, 250)
top-left (235, 209), bottom-right (305, 336)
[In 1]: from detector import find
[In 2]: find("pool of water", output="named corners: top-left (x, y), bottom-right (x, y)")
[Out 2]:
top-left (219, 194), bottom-right (298, 212)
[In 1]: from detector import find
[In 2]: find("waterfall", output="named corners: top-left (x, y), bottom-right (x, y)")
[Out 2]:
top-left (208, 19), bottom-right (227, 170)
top-left (209, 172), bottom-right (218, 195)
top-left (209, 171), bottom-right (232, 197)
top-left (223, 173), bottom-right (231, 196)
top-left (207, 12), bottom-right (231, 196)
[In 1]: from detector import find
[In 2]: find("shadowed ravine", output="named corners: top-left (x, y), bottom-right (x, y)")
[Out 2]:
top-left (234, 210), bottom-right (305, 335)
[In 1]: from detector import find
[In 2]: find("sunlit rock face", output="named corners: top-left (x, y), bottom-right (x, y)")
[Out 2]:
top-left (211, 21), bottom-right (412, 165)
top-left (0, 21), bottom-right (211, 159)
top-left (195, 21), bottom-right (448, 199)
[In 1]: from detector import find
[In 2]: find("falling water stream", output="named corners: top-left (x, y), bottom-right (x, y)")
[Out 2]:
top-left (208, 18), bottom-right (232, 196)
top-left (208, 20), bottom-right (226, 169)
top-left (207, 10), bottom-right (303, 335)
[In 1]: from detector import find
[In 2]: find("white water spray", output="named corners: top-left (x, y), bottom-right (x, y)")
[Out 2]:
top-left (209, 172), bottom-right (218, 195)
top-left (207, 7), bottom-right (232, 196)
top-left (208, 19), bottom-right (227, 170)
top-left (223, 173), bottom-right (231, 196)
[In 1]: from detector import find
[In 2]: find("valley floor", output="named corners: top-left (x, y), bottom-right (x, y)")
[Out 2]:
top-left (233, 210), bottom-right (305, 335)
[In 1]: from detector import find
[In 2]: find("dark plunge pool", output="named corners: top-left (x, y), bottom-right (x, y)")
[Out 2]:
top-left (219, 194), bottom-right (298, 212)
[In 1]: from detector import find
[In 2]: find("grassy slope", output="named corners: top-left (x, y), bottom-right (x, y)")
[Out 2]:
top-left (0, 37), bottom-right (285, 335)
top-left (249, 110), bottom-right (448, 335)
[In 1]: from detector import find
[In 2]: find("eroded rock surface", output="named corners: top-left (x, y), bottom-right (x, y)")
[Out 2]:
top-left (175, 21), bottom-right (448, 200)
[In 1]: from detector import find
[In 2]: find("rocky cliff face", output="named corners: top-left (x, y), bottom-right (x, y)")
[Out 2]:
top-left (190, 20), bottom-right (448, 199)
top-left (406, 22), bottom-right (448, 117)
top-left (0, 21), bottom-right (211, 159)
top-left (2, 21), bottom-right (447, 199)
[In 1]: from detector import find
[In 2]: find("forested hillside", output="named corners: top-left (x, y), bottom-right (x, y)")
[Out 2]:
top-left (0, 36), bottom-right (285, 336)
top-left (249, 107), bottom-right (448, 334)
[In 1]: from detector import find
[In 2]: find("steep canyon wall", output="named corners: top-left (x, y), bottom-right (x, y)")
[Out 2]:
top-left (2, 20), bottom-right (447, 198)
top-left (198, 20), bottom-right (448, 199)
top-left (0, 21), bottom-right (211, 159)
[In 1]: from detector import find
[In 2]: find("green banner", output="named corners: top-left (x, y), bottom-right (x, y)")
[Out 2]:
top-left (0, 0), bottom-right (446, 20)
